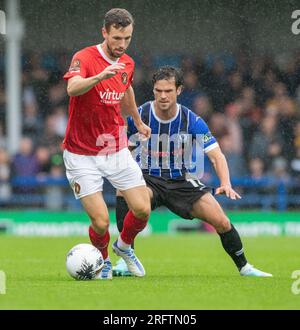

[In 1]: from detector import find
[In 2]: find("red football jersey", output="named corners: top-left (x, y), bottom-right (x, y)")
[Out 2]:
top-left (63, 44), bottom-right (134, 155)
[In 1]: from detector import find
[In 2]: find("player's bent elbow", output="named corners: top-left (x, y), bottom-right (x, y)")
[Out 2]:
top-left (67, 86), bottom-right (77, 97)
top-left (67, 80), bottom-right (83, 96)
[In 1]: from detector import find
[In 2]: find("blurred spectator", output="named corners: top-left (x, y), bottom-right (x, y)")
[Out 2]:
top-left (208, 113), bottom-right (228, 140)
top-left (267, 86), bottom-right (298, 160)
top-left (35, 145), bottom-right (51, 176)
top-left (225, 101), bottom-right (244, 154)
top-left (23, 86), bottom-right (43, 137)
top-left (12, 137), bottom-right (39, 194)
top-left (225, 71), bottom-right (243, 105)
top-left (0, 83), bottom-right (5, 124)
top-left (12, 137), bottom-right (39, 177)
top-left (248, 115), bottom-right (283, 170)
top-left (45, 164), bottom-right (65, 210)
top-left (0, 148), bottom-right (11, 201)
top-left (27, 53), bottom-right (51, 115)
top-left (270, 157), bottom-right (290, 180)
top-left (235, 87), bottom-right (262, 155)
top-left (202, 60), bottom-right (227, 112)
top-left (249, 158), bottom-right (265, 179)
top-left (293, 121), bottom-right (300, 151)
top-left (296, 85), bottom-right (300, 108)
top-left (36, 115), bottom-right (63, 153)
top-left (181, 56), bottom-right (196, 73)
top-left (280, 55), bottom-right (300, 96)
top-left (48, 81), bottom-right (68, 110)
top-left (240, 87), bottom-right (261, 124)
top-left (0, 121), bottom-right (6, 149)
top-left (247, 158), bottom-right (270, 197)
top-left (133, 66), bottom-right (154, 105)
top-left (133, 55), bottom-right (155, 105)
top-left (291, 147), bottom-right (300, 176)
top-left (51, 106), bottom-right (68, 137)
top-left (178, 71), bottom-right (203, 111)
top-left (290, 121), bottom-right (300, 176)
top-left (192, 95), bottom-right (212, 122)
top-left (277, 97), bottom-right (297, 161)
top-left (221, 102), bottom-right (246, 177)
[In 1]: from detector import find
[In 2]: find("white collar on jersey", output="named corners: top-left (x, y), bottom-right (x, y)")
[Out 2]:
top-left (151, 101), bottom-right (180, 124)
top-left (97, 44), bottom-right (120, 65)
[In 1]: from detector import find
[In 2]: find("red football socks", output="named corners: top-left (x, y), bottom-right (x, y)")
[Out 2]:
top-left (120, 210), bottom-right (148, 245)
top-left (89, 226), bottom-right (110, 259)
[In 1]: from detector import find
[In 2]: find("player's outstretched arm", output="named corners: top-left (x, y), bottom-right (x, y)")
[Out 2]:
top-left (67, 63), bottom-right (126, 96)
top-left (121, 86), bottom-right (151, 139)
top-left (206, 146), bottom-right (241, 200)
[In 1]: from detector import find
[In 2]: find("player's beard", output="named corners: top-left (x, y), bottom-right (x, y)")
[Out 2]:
top-left (107, 43), bottom-right (124, 59)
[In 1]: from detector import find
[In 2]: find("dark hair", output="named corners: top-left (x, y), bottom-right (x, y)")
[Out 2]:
top-left (152, 66), bottom-right (184, 88)
top-left (104, 8), bottom-right (134, 31)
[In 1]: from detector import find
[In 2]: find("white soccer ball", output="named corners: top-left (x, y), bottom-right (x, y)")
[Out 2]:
top-left (66, 243), bottom-right (104, 280)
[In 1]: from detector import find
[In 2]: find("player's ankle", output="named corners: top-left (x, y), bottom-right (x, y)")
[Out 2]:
top-left (117, 236), bottom-right (131, 250)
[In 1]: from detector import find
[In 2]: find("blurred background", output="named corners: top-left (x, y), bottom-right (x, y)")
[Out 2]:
top-left (0, 0), bottom-right (300, 235)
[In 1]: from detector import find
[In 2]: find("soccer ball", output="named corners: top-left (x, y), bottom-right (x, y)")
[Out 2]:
top-left (66, 243), bottom-right (104, 280)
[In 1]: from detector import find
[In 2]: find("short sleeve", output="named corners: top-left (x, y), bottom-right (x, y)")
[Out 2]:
top-left (192, 116), bottom-right (218, 153)
top-left (63, 51), bottom-right (88, 80)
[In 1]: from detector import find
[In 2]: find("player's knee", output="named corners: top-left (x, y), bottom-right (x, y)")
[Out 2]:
top-left (132, 204), bottom-right (151, 221)
top-left (214, 216), bottom-right (231, 233)
top-left (90, 214), bottom-right (109, 233)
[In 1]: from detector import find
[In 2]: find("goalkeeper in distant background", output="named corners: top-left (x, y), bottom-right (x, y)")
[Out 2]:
top-left (114, 66), bottom-right (273, 278)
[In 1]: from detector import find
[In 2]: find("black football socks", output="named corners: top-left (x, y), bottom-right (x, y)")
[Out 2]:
top-left (219, 224), bottom-right (247, 270)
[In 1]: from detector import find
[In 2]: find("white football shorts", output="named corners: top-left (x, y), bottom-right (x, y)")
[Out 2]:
top-left (63, 148), bottom-right (146, 199)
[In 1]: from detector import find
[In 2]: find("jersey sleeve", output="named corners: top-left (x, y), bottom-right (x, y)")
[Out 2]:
top-left (63, 51), bottom-right (88, 80)
top-left (191, 115), bottom-right (219, 153)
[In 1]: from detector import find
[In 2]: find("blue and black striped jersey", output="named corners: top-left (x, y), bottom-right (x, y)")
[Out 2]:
top-left (127, 101), bottom-right (218, 179)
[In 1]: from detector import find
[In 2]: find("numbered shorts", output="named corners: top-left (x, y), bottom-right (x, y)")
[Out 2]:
top-left (143, 173), bottom-right (211, 220)
top-left (63, 148), bottom-right (146, 199)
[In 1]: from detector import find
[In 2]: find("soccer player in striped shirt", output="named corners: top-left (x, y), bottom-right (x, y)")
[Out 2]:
top-left (114, 66), bottom-right (272, 277)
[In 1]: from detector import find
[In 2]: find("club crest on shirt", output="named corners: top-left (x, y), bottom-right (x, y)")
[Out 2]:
top-left (121, 72), bottom-right (128, 84)
top-left (69, 59), bottom-right (81, 72)
top-left (203, 133), bottom-right (213, 143)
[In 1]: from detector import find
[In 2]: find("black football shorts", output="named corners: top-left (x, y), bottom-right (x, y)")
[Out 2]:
top-left (143, 174), bottom-right (211, 220)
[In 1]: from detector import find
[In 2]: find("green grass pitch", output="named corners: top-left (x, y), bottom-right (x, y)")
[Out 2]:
top-left (0, 234), bottom-right (299, 309)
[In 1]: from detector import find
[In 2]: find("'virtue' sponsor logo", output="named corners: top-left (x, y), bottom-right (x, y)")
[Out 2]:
top-left (99, 89), bottom-right (125, 104)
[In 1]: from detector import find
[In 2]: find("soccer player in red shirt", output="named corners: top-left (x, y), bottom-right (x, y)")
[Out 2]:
top-left (63, 8), bottom-right (151, 279)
